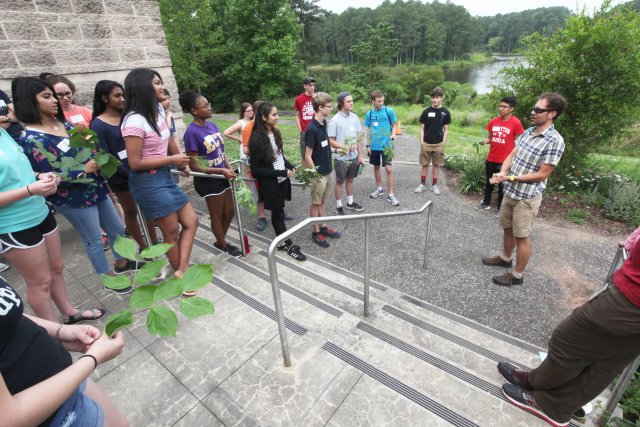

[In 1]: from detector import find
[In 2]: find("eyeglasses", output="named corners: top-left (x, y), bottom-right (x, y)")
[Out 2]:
top-left (531, 106), bottom-right (552, 114)
top-left (196, 103), bottom-right (211, 110)
top-left (498, 105), bottom-right (512, 109)
top-left (56, 91), bottom-right (73, 99)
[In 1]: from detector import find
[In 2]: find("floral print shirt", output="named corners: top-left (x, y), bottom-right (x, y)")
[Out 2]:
top-left (20, 124), bottom-right (108, 209)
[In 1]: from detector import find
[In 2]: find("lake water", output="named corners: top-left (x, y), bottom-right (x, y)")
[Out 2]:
top-left (444, 56), bottom-right (525, 94)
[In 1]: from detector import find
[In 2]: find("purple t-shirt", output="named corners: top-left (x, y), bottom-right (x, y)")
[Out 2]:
top-left (183, 121), bottom-right (226, 167)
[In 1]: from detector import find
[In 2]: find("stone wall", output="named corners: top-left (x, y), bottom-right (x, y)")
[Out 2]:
top-left (0, 0), bottom-right (183, 126)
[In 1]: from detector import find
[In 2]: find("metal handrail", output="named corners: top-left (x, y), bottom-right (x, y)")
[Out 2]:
top-left (267, 201), bottom-right (433, 367)
top-left (596, 245), bottom-right (635, 427)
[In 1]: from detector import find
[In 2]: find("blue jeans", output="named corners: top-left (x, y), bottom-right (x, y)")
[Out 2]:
top-left (55, 198), bottom-right (125, 274)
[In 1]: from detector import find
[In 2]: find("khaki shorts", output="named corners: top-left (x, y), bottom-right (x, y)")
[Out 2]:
top-left (419, 142), bottom-right (445, 166)
top-left (310, 173), bottom-right (335, 205)
top-left (499, 195), bottom-right (543, 238)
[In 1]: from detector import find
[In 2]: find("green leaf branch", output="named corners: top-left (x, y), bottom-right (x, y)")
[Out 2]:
top-left (102, 236), bottom-right (215, 337)
top-left (234, 178), bottom-right (257, 216)
top-left (293, 166), bottom-right (322, 190)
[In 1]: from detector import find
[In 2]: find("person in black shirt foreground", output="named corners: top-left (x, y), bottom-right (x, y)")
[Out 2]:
top-left (0, 277), bottom-right (127, 426)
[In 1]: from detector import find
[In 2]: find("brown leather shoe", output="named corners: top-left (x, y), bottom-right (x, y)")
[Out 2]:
top-left (493, 272), bottom-right (523, 286)
top-left (482, 256), bottom-right (512, 268)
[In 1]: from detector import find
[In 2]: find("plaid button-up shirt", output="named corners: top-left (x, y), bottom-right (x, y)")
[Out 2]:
top-left (504, 125), bottom-right (564, 200)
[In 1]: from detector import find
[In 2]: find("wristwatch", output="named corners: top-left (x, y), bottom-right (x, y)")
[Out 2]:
top-left (509, 176), bottom-right (515, 182)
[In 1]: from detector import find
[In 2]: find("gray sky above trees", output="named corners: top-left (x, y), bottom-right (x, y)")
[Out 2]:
top-left (317, 0), bottom-right (617, 16)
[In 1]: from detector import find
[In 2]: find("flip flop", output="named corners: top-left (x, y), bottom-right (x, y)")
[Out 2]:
top-left (64, 307), bottom-right (107, 325)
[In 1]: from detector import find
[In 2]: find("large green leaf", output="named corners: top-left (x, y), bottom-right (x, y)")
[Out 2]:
top-left (94, 151), bottom-right (111, 167)
top-left (147, 306), bottom-right (178, 337)
top-left (71, 177), bottom-right (96, 184)
top-left (182, 264), bottom-right (214, 292)
top-left (113, 236), bottom-right (138, 261)
top-left (180, 297), bottom-right (215, 319)
top-left (60, 156), bottom-right (79, 170)
top-left (74, 148), bottom-right (92, 164)
top-left (154, 277), bottom-right (183, 301)
top-left (139, 243), bottom-right (173, 259)
top-left (128, 286), bottom-right (156, 309)
top-left (134, 260), bottom-right (167, 285)
top-left (100, 161), bottom-right (118, 178)
top-left (105, 310), bottom-right (133, 337)
top-left (102, 274), bottom-right (132, 290)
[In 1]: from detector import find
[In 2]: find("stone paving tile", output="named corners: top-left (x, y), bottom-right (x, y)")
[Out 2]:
top-left (325, 375), bottom-right (452, 427)
top-left (202, 333), bottom-right (362, 426)
top-left (172, 403), bottom-right (224, 426)
top-left (96, 350), bottom-right (198, 427)
top-left (148, 294), bottom-right (279, 400)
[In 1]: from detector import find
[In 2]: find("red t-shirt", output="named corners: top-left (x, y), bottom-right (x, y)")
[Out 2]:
top-left (615, 239), bottom-right (640, 308)
top-left (294, 93), bottom-right (314, 132)
top-left (485, 116), bottom-right (524, 163)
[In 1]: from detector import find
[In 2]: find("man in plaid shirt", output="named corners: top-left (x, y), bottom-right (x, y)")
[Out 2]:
top-left (482, 92), bottom-right (568, 286)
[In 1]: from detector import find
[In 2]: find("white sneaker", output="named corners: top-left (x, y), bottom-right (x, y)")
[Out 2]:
top-left (432, 184), bottom-right (441, 195)
top-left (370, 188), bottom-right (384, 198)
top-left (414, 184), bottom-right (427, 193)
top-left (387, 194), bottom-right (400, 206)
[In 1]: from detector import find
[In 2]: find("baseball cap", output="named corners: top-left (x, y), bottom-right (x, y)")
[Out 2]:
top-left (303, 76), bottom-right (316, 84)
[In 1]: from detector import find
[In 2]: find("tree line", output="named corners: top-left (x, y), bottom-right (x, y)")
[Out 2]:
top-left (301, 1), bottom-right (572, 66)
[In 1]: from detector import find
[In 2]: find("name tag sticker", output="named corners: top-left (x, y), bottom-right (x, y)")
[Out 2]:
top-left (428, 112), bottom-right (436, 117)
top-left (372, 121), bottom-right (379, 127)
top-left (118, 149), bottom-right (128, 160)
top-left (321, 139), bottom-right (328, 147)
top-left (57, 138), bottom-right (70, 153)
top-left (70, 114), bottom-right (84, 123)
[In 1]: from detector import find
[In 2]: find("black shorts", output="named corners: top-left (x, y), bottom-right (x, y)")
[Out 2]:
top-left (0, 211), bottom-right (57, 254)
top-left (194, 176), bottom-right (231, 198)
top-left (108, 177), bottom-right (129, 193)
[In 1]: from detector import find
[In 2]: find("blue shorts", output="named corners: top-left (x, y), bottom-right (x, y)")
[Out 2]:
top-left (129, 165), bottom-right (189, 220)
top-left (369, 150), bottom-right (392, 167)
top-left (50, 380), bottom-right (104, 427)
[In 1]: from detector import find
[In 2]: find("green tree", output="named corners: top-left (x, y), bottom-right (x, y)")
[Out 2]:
top-left (499, 1), bottom-right (640, 162)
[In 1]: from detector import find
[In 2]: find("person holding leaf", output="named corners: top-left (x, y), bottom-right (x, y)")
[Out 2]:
top-left (249, 103), bottom-right (306, 261)
top-left (179, 89), bottom-right (242, 257)
top-left (13, 77), bottom-right (138, 295)
top-left (120, 68), bottom-right (198, 288)
top-left (0, 126), bottom-right (105, 324)
top-left (0, 276), bottom-right (128, 427)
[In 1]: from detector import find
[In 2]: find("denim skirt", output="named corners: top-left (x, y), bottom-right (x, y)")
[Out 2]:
top-left (129, 166), bottom-right (189, 220)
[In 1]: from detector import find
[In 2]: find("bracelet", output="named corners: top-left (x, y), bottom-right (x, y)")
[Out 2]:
top-left (55, 324), bottom-right (63, 343)
top-left (79, 354), bottom-right (98, 370)
top-left (26, 185), bottom-right (33, 196)
top-left (510, 175), bottom-right (515, 182)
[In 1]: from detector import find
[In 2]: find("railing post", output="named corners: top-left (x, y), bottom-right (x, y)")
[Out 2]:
top-left (266, 249), bottom-right (291, 367)
top-left (364, 218), bottom-right (371, 317)
top-left (229, 179), bottom-right (247, 256)
top-left (423, 202), bottom-right (433, 268)
top-left (596, 355), bottom-right (640, 426)
top-left (136, 202), bottom-right (152, 248)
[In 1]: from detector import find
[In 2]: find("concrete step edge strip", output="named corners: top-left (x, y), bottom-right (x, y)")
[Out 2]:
top-left (322, 341), bottom-right (479, 427)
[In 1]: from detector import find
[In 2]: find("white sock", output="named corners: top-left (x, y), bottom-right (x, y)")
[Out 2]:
top-left (500, 254), bottom-right (512, 262)
top-left (347, 195), bottom-right (354, 204)
top-left (512, 270), bottom-right (524, 279)
top-left (336, 200), bottom-right (342, 208)
top-left (377, 187), bottom-right (383, 191)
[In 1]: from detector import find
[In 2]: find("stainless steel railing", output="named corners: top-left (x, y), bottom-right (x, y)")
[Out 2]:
top-left (266, 201), bottom-right (433, 367)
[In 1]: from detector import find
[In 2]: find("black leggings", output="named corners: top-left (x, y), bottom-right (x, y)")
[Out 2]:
top-left (271, 207), bottom-right (293, 247)
top-left (483, 160), bottom-right (503, 207)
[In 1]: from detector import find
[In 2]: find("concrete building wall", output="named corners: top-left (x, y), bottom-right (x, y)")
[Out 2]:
top-left (0, 0), bottom-right (183, 126)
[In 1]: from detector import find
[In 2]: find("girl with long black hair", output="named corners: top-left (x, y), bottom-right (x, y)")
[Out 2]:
top-left (120, 68), bottom-right (198, 286)
top-left (249, 103), bottom-right (305, 261)
top-left (91, 80), bottom-right (158, 250)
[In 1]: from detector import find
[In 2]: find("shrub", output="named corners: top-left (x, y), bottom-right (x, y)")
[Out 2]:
top-left (604, 179), bottom-right (640, 227)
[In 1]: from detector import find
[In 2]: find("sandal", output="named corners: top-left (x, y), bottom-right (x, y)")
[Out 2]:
top-left (64, 308), bottom-right (107, 325)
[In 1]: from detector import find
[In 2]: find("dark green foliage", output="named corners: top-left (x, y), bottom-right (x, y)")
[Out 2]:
top-left (497, 2), bottom-right (640, 166)
top-left (604, 180), bottom-right (640, 227)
